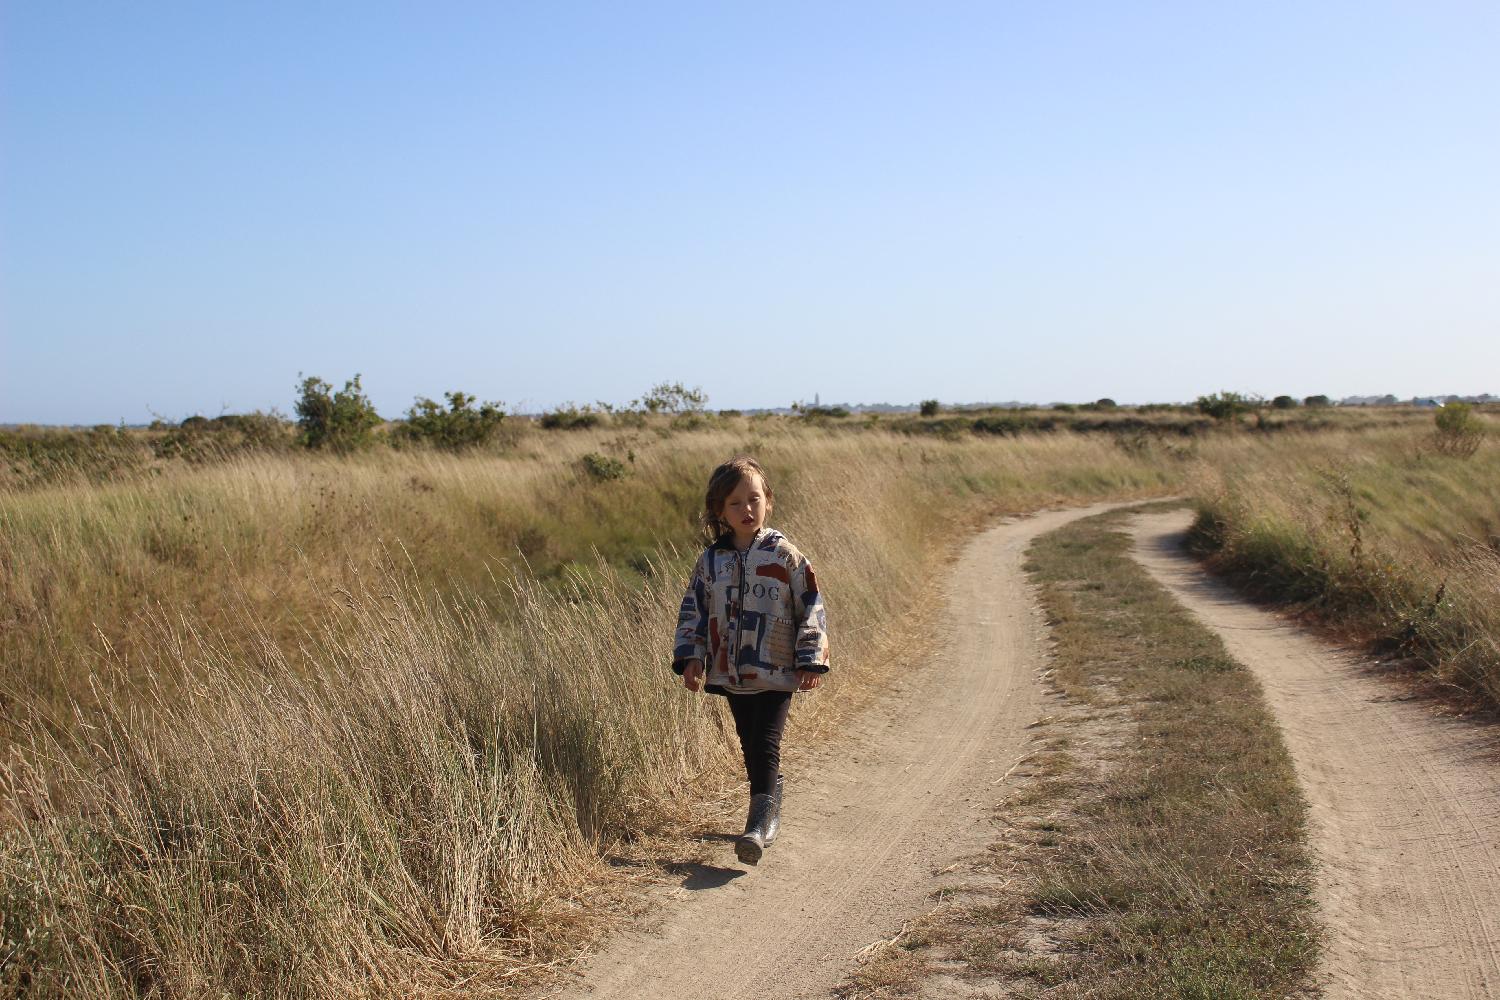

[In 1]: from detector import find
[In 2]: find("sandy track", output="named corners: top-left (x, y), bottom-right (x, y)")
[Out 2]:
top-left (1129, 510), bottom-right (1500, 1000)
top-left (550, 502), bottom-right (1127, 1000)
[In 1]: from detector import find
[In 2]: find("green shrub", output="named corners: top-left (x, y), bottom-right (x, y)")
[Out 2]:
top-left (1303, 395), bottom-right (1331, 408)
top-left (540, 404), bottom-right (603, 430)
top-left (889, 415), bottom-right (973, 438)
top-left (580, 452), bottom-right (628, 481)
top-left (153, 411), bottom-right (292, 462)
top-left (211, 412), bottom-right (291, 448)
top-left (294, 375), bottom-right (382, 452)
top-left (1432, 402), bottom-right (1485, 458)
top-left (0, 428), bottom-right (148, 485)
top-left (398, 391), bottom-right (505, 450)
top-left (1272, 395), bottom-right (1299, 409)
top-left (798, 405), bottom-right (850, 420)
top-left (633, 381), bottom-right (707, 414)
top-left (670, 411), bottom-right (710, 431)
top-left (1195, 391), bottom-right (1259, 422)
top-left (919, 399), bottom-right (940, 417)
top-left (973, 414), bottom-right (1050, 436)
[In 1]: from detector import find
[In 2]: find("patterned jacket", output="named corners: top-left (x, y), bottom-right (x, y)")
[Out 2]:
top-left (671, 528), bottom-right (830, 694)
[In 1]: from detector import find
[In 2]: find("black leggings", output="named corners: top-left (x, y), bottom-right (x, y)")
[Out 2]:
top-left (725, 691), bottom-right (793, 796)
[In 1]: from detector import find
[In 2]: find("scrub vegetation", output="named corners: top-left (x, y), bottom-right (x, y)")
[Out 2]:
top-left (1188, 418), bottom-right (1500, 707)
top-left (3, 404), bottom-right (1496, 997)
top-left (0, 423), bottom-right (1174, 998)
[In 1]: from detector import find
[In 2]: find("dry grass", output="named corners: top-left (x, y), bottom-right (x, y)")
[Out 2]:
top-left (0, 424), bottom-right (1178, 998)
top-left (1187, 420), bottom-right (1500, 706)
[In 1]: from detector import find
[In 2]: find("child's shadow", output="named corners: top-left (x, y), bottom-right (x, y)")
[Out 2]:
top-left (668, 860), bottom-right (745, 891)
top-left (671, 834), bottom-right (746, 890)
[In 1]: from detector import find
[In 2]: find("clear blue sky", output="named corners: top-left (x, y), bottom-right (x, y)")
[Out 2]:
top-left (3, 1), bottom-right (1497, 424)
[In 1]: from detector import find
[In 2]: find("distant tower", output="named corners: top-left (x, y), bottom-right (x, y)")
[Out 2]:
top-left (814, 392), bottom-right (820, 407)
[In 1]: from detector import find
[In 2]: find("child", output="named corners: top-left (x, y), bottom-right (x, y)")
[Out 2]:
top-left (671, 455), bottom-right (830, 865)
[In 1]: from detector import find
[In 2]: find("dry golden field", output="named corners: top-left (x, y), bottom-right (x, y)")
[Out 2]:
top-left (1, 409), bottom-right (1493, 997)
top-left (2, 421), bottom-right (1178, 997)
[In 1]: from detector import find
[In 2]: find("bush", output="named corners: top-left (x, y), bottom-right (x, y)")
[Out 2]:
top-left (1432, 402), bottom-right (1486, 458)
top-left (1304, 395), bottom-right (1332, 408)
top-left (919, 399), bottom-right (940, 417)
top-left (1195, 391), bottom-right (1259, 422)
top-left (153, 411), bottom-right (292, 462)
top-left (580, 452), bottom-right (628, 481)
top-left (633, 381), bottom-right (707, 414)
top-left (211, 411), bottom-right (291, 448)
top-left (0, 427), bottom-right (149, 485)
top-left (973, 414), bottom-right (1052, 436)
top-left (539, 404), bottom-right (603, 430)
top-left (398, 391), bottom-right (505, 450)
top-left (1272, 395), bottom-right (1299, 409)
top-left (294, 375), bottom-right (382, 452)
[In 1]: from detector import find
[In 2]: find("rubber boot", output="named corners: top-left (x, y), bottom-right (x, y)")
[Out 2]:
top-left (735, 793), bottom-right (776, 865)
top-left (764, 774), bottom-right (784, 846)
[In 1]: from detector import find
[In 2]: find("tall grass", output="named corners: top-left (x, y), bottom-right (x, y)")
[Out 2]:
top-left (1, 426), bottom-right (1178, 997)
top-left (1188, 423), bottom-right (1500, 706)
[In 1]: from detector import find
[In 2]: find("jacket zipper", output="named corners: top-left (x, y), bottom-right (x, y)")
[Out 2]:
top-left (730, 527), bottom-right (762, 683)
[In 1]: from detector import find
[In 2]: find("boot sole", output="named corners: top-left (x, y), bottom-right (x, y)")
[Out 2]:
top-left (735, 836), bottom-right (764, 865)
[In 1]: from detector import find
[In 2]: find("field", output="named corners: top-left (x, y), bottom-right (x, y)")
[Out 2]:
top-left (1, 407), bottom-right (1495, 997)
top-left (1189, 424), bottom-right (1500, 704)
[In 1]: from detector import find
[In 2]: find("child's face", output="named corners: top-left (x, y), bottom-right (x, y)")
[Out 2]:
top-left (720, 472), bottom-right (769, 540)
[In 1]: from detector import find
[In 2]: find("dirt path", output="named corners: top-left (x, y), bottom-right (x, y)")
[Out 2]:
top-left (550, 502), bottom-right (1129, 1000)
top-left (1129, 509), bottom-right (1500, 1000)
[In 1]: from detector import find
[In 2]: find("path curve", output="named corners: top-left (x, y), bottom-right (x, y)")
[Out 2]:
top-left (1129, 509), bottom-right (1500, 1000)
top-left (550, 501), bottom-right (1130, 1000)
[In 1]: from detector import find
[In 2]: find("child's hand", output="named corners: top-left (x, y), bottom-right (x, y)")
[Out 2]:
top-left (796, 670), bottom-right (823, 691)
top-left (683, 660), bottom-right (705, 692)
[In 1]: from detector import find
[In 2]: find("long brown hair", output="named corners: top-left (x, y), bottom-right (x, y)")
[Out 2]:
top-left (701, 455), bottom-right (774, 544)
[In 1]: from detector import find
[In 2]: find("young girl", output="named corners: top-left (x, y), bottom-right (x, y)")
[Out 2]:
top-left (671, 456), bottom-right (830, 865)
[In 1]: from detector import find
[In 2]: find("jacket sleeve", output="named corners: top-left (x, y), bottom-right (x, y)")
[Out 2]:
top-left (791, 555), bottom-right (830, 673)
top-left (671, 552), bottom-right (710, 675)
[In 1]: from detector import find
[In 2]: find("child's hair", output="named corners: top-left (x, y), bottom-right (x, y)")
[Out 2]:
top-left (701, 455), bottom-right (774, 543)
